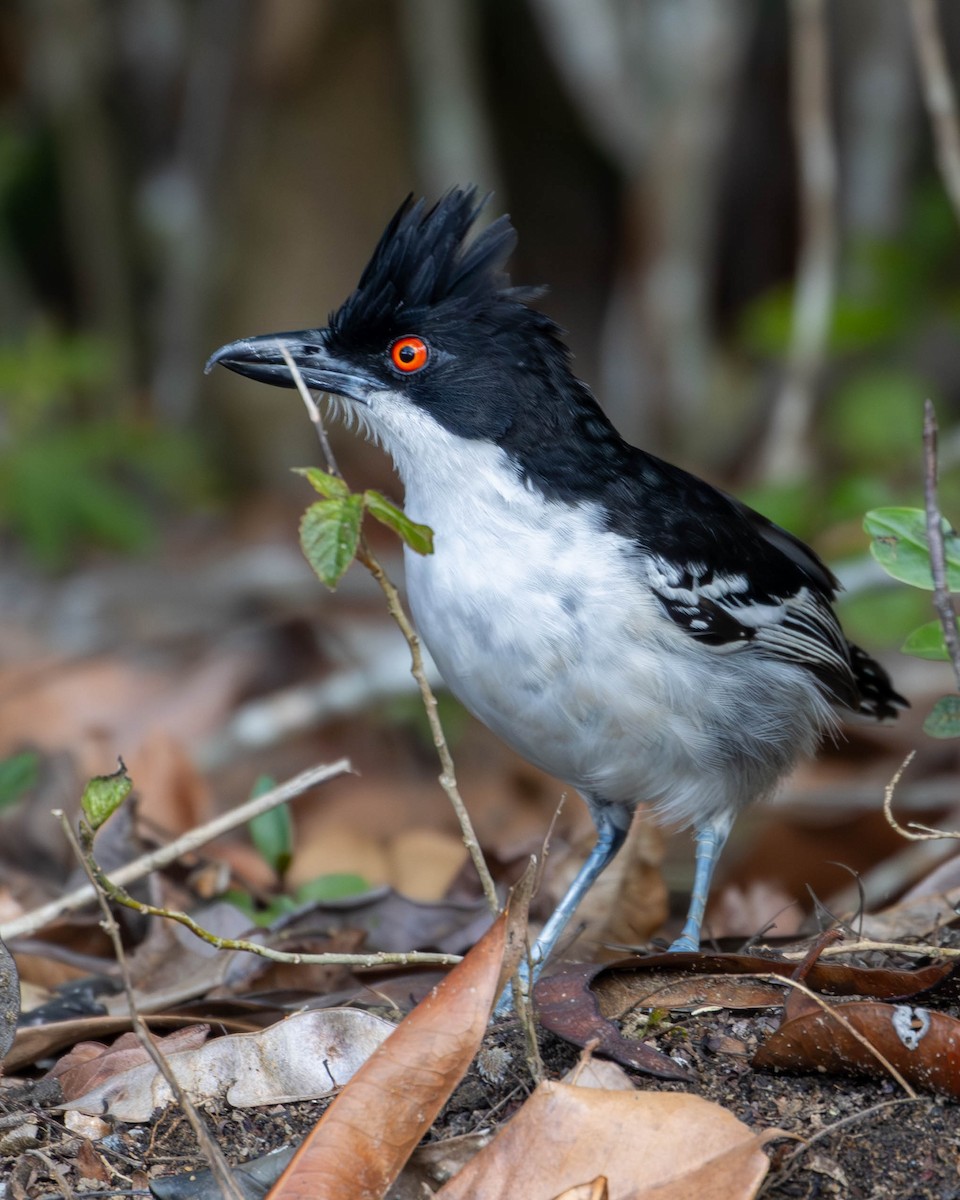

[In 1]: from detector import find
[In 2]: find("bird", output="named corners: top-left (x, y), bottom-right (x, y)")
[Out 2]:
top-left (207, 188), bottom-right (907, 1004)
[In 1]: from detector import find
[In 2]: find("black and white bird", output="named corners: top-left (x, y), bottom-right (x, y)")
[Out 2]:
top-left (208, 189), bottom-right (906, 997)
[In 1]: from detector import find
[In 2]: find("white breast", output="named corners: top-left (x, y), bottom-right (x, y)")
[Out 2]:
top-left (367, 397), bottom-right (833, 830)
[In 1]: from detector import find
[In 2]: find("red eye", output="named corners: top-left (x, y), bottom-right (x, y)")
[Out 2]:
top-left (390, 335), bottom-right (429, 373)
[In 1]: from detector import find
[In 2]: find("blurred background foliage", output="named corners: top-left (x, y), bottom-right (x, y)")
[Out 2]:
top-left (0, 0), bottom-right (958, 650)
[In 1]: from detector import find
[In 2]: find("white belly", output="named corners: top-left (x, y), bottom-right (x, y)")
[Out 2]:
top-left (405, 507), bottom-right (662, 781)
top-left (398, 440), bottom-right (830, 830)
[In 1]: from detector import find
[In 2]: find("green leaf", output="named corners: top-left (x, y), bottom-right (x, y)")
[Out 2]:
top-left (294, 873), bottom-right (370, 903)
top-left (901, 619), bottom-right (957, 661)
top-left (81, 761), bottom-right (133, 830)
top-left (293, 466), bottom-right (350, 500)
top-left (247, 776), bottom-right (293, 878)
top-left (924, 695), bottom-right (960, 739)
top-left (223, 888), bottom-right (297, 927)
top-left (864, 507), bottom-right (960, 590)
top-left (299, 495), bottom-right (363, 588)
top-left (364, 490), bottom-right (434, 555)
top-left (0, 413), bottom-right (209, 570)
top-left (835, 583), bottom-right (932, 652)
top-left (0, 750), bottom-right (39, 811)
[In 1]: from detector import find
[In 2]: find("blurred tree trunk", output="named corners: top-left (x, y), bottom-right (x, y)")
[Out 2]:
top-left (531, 0), bottom-right (753, 449)
top-left (756, 0), bottom-right (837, 482)
top-left (838, 0), bottom-right (916, 242)
top-left (23, 0), bottom-right (138, 411)
top-left (400, 0), bottom-right (502, 199)
top-left (144, 0), bottom-right (251, 426)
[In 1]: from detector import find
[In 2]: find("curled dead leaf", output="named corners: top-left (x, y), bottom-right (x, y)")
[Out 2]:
top-left (266, 880), bottom-right (528, 1199)
top-left (754, 991), bottom-right (960, 1098)
top-left (59, 1010), bottom-right (394, 1119)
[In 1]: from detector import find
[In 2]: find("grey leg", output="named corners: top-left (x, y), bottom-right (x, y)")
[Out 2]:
top-left (495, 815), bottom-right (627, 1016)
top-left (668, 815), bottom-right (733, 952)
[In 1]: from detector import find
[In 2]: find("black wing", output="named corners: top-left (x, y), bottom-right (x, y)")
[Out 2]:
top-left (619, 453), bottom-right (904, 716)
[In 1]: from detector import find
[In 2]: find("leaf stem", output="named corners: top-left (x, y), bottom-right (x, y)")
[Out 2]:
top-left (922, 399), bottom-right (960, 689)
top-left (278, 343), bottom-right (499, 915)
top-left (0, 760), bottom-right (353, 941)
top-left (58, 811), bottom-right (246, 1200)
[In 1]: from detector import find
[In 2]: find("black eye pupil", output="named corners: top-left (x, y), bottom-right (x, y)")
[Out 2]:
top-left (399, 345), bottom-right (416, 363)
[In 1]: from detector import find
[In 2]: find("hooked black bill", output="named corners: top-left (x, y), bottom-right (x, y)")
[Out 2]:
top-left (205, 331), bottom-right (377, 404)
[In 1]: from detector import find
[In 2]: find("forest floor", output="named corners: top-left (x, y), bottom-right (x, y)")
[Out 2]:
top-left (0, 509), bottom-right (957, 1198)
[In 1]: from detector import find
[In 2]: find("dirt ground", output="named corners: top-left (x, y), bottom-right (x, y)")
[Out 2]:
top-left (2, 517), bottom-right (958, 1199)
top-left (3, 990), bottom-right (957, 1199)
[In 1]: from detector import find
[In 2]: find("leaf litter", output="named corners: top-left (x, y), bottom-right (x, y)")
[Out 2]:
top-left (2, 588), bottom-right (960, 1195)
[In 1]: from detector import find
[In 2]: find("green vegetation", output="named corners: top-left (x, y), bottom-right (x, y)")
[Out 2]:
top-left (0, 325), bottom-right (209, 569)
top-left (865, 505), bottom-right (960, 738)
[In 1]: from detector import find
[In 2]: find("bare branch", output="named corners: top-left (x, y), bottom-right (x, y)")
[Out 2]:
top-left (0, 759), bottom-right (352, 941)
top-left (59, 813), bottom-right (245, 1200)
top-left (739, 971), bottom-right (917, 1098)
top-left (922, 399), bottom-right (960, 690)
top-left (884, 747), bottom-right (960, 842)
top-left (909, 0), bottom-right (960, 225)
top-left (73, 834), bottom-right (461, 972)
top-left (784, 938), bottom-right (960, 960)
top-left (279, 344), bottom-right (500, 915)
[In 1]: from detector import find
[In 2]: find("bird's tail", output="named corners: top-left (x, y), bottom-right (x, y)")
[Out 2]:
top-left (847, 642), bottom-right (909, 720)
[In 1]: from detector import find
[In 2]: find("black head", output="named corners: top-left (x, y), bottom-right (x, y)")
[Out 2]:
top-left (206, 189), bottom-right (616, 461)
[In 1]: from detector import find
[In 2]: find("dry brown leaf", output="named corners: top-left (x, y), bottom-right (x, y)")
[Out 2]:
top-left (75, 1138), bottom-right (111, 1185)
top-left (598, 969), bottom-right (785, 1013)
top-left (62, 1112), bottom-right (110, 1141)
top-left (267, 889), bottom-right (527, 1200)
top-left (60, 1009), bottom-right (394, 1119)
top-left (553, 1179), bottom-right (609, 1200)
top-left (126, 731), bottom-right (215, 837)
top-left (0, 654), bottom-right (250, 779)
top-left (386, 828), bottom-right (468, 900)
top-left (708, 881), bottom-right (803, 939)
top-left (50, 1025), bottom-right (211, 1101)
top-left (754, 993), bottom-right (960, 1097)
top-left (6, 1013), bottom-right (252, 1074)
top-left (435, 1084), bottom-right (776, 1200)
top-left (533, 964), bottom-right (694, 1080)
top-left (287, 820), bottom-right (390, 889)
top-left (854, 885), bottom-right (960, 941)
top-left (560, 1059), bottom-right (635, 1091)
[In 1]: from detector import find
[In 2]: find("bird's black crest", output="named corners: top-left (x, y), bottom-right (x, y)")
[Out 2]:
top-left (327, 188), bottom-right (529, 351)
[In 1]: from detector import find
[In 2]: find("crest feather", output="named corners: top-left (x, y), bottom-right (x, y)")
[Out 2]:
top-left (327, 188), bottom-right (525, 348)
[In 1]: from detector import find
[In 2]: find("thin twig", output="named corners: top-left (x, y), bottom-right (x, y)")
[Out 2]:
top-left (19, 1151), bottom-right (74, 1200)
top-left (759, 0), bottom-right (837, 481)
top-left (278, 342), bottom-right (499, 915)
top-left (922, 399), bottom-right (960, 690)
top-left (82, 845), bottom-right (460, 971)
top-left (741, 972), bottom-right (918, 1098)
top-left (357, 546), bottom-right (499, 916)
top-left (58, 814), bottom-right (245, 1200)
top-left (909, 0), bottom-right (960, 225)
top-left (1, 759), bottom-right (353, 942)
top-left (779, 938), bottom-right (960, 961)
top-left (884, 748), bottom-right (960, 841)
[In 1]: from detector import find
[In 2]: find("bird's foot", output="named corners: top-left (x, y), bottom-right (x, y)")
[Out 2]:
top-left (667, 934), bottom-right (700, 952)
